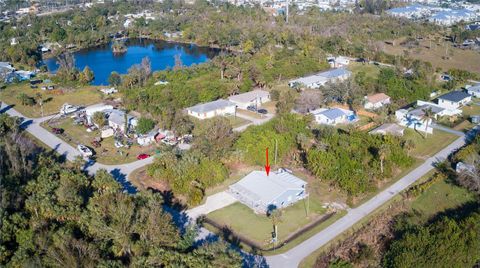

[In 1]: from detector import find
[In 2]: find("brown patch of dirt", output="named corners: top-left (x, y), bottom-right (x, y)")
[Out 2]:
top-left (314, 201), bottom-right (408, 268)
top-left (129, 168), bottom-right (170, 192)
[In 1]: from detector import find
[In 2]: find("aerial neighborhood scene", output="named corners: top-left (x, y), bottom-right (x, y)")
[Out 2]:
top-left (1, 0), bottom-right (480, 267)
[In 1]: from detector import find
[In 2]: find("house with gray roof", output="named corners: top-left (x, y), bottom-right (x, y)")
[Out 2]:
top-left (437, 91), bottom-right (471, 109)
top-left (288, 68), bottom-right (352, 89)
top-left (228, 89), bottom-right (270, 110)
top-left (105, 109), bottom-right (138, 133)
top-left (310, 107), bottom-right (357, 126)
top-left (228, 168), bottom-right (307, 214)
top-left (186, 99), bottom-right (236, 120)
top-left (467, 84), bottom-right (480, 98)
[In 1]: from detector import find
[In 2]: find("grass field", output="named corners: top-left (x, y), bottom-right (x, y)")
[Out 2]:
top-left (348, 62), bottom-right (384, 79)
top-left (381, 38), bottom-right (480, 74)
top-left (207, 197), bottom-right (327, 246)
top-left (404, 128), bottom-right (458, 158)
top-left (410, 177), bottom-right (476, 224)
top-left (0, 82), bottom-right (104, 118)
top-left (462, 102), bottom-right (480, 118)
top-left (51, 118), bottom-right (156, 164)
top-left (225, 115), bottom-right (251, 128)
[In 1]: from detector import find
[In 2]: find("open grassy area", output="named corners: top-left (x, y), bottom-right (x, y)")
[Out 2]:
top-left (462, 102), bottom-right (480, 118)
top-left (404, 128), bottom-right (458, 158)
top-left (348, 62), bottom-right (384, 79)
top-left (50, 118), bottom-right (157, 164)
top-left (381, 37), bottom-right (480, 74)
top-left (207, 197), bottom-right (327, 246)
top-left (0, 82), bottom-right (104, 118)
top-left (225, 115), bottom-right (251, 128)
top-left (410, 177), bottom-right (476, 224)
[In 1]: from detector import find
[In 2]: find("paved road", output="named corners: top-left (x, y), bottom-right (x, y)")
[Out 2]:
top-left (265, 128), bottom-right (475, 268)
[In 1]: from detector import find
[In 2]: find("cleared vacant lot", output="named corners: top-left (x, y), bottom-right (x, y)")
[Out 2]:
top-left (381, 38), bottom-right (480, 74)
top-left (404, 128), bottom-right (458, 158)
top-left (0, 82), bottom-right (104, 118)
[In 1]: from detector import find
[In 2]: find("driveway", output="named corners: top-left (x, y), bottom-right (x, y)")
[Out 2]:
top-left (265, 127), bottom-right (476, 268)
top-left (186, 191), bottom-right (237, 221)
top-left (234, 111), bottom-right (274, 132)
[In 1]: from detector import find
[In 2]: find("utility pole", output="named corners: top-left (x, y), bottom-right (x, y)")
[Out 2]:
top-left (285, 0), bottom-right (289, 24)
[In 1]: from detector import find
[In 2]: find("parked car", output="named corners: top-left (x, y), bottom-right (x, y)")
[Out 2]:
top-left (137, 153), bottom-right (150, 160)
top-left (77, 144), bottom-right (93, 157)
top-left (30, 85), bottom-right (38, 89)
top-left (60, 103), bottom-right (79, 115)
top-left (247, 105), bottom-right (257, 112)
top-left (257, 109), bottom-right (268, 114)
top-left (51, 127), bottom-right (64, 134)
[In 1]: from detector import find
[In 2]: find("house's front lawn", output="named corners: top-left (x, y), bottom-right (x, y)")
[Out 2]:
top-left (403, 128), bottom-right (458, 158)
top-left (225, 115), bottom-right (251, 128)
top-left (47, 118), bottom-right (157, 164)
top-left (0, 82), bottom-right (104, 118)
top-left (207, 195), bottom-right (328, 246)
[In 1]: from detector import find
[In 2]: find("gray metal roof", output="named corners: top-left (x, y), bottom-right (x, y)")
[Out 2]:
top-left (438, 91), bottom-right (470, 102)
top-left (409, 104), bottom-right (444, 117)
top-left (468, 84), bottom-right (480, 93)
top-left (229, 170), bottom-right (306, 207)
top-left (187, 99), bottom-right (236, 113)
top-left (319, 68), bottom-right (351, 79)
top-left (228, 90), bottom-right (270, 103)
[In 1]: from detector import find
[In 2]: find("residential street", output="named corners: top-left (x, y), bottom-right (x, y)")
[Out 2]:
top-left (265, 129), bottom-right (474, 268)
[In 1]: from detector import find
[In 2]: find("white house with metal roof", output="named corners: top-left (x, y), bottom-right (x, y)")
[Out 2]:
top-left (436, 91), bottom-right (471, 110)
top-left (228, 89), bottom-right (270, 110)
top-left (310, 107), bottom-right (357, 126)
top-left (228, 168), bottom-right (307, 214)
top-left (288, 68), bottom-right (352, 89)
top-left (467, 84), bottom-right (480, 98)
top-left (186, 99), bottom-right (236, 120)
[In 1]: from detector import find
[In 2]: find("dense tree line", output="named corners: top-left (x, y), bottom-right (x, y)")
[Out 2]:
top-left (383, 208), bottom-right (480, 268)
top-left (0, 113), bottom-right (242, 266)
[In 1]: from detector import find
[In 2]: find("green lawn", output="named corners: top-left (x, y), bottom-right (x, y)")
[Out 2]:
top-left (225, 115), bottom-right (251, 128)
top-left (348, 62), bottom-right (383, 79)
top-left (0, 82), bottom-right (104, 118)
top-left (462, 102), bottom-right (480, 117)
top-left (410, 178), bottom-right (476, 223)
top-left (403, 128), bottom-right (458, 158)
top-left (207, 198), bottom-right (327, 246)
top-left (49, 118), bottom-right (157, 164)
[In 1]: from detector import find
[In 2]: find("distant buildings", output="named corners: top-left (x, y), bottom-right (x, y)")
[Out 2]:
top-left (288, 68), bottom-right (352, 89)
top-left (310, 107), bottom-right (357, 126)
top-left (228, 90), bottom-right (270, 110)
top-left (186, 99), bottom-right (237, 120)
top-left (228, 168), bottom-right (308, 214)
top-left (386, 4), bottom-right (480, 26)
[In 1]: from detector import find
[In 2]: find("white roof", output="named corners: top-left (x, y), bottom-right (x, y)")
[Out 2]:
top-left (187, 99), bottom-right (235, 113)
top-left (228, 90), bottom-right (269, 104)
top-left (229, 169), bottom-right (306, 206)
top-left (85, 104), bottom-right (114, 116)
top-left (289, 68), bottom-right (351, 86)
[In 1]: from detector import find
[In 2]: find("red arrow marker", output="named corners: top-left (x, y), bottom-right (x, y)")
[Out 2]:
top-left (265, 147), bottom-right (270, 176)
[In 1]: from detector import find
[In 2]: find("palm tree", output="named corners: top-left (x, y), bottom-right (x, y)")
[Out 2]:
top-left (421, 107), bottom-right (434, 138)
top-left (267, 206), bottom-right (282, 249)
top-left (403, 139), bottom-right (415, 157)
top-left (35, 93), bottom-right (45, 117)
top-left (378, 144), bottom-right (390, 174)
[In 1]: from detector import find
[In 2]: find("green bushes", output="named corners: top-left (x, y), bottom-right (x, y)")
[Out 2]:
top-left (306, 130), bottom-right (413, 195)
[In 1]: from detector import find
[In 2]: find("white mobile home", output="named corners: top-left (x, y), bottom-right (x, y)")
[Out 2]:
top-left (288, 68), bottom-right (352, 89)
top-left (186, 99), bottom-right (236, 120)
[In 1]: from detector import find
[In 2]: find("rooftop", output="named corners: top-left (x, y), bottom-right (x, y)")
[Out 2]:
top-left (187, 99), bottom-right (236, 114)
top-left (312, 107), bottom-right (351, 120)
top-left (366, 93), bottom-right (390, 104)
top-left (437, 91), bottom-right (471, 102)
top-left (289, 68), bottom-right (351, 85)
top-left (229, 169), bottom-right (306, 208)
top-left (228, 90), bottom-right (270, 103)
top-left (409, 104), bottom-right (444, 117)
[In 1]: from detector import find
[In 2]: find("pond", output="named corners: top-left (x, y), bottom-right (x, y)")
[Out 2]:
top-left (44, 39), bottom-right (221, 85)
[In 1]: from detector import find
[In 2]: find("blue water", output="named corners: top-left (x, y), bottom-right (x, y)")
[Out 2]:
top-left (44, 39), bottom-right (220, 85)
